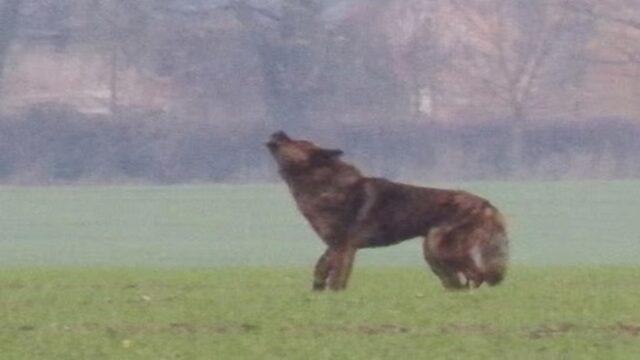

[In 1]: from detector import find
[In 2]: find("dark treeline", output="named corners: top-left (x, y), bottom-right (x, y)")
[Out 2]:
top-left (1, 104), bottom-right (638, 184)
top-left (1, 0), bottom-right (640, 184)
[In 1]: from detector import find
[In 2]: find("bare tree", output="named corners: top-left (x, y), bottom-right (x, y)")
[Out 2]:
top-left (76, 0), bottom-right (156, 117)
top-left (226, 0), bottom-right (327, 131)
top-left (569, 0), bottom-right (640, 67)
top-left (381, 0), bottom-right (451, 122)
top-left (446, 0), bottom-right (592, 175)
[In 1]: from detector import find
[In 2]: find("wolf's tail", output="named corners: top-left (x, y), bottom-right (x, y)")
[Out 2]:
top-left (482, 232), bottom-right (509, 286)
top-left (480, 211), bottom-right (509, 286)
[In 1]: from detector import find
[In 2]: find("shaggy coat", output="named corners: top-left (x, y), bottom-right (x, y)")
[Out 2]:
top-left (266, 131), bottom-right (509, 291)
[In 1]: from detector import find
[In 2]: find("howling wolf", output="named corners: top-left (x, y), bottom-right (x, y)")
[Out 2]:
top-left (266, 131), bottom-right (508, 291)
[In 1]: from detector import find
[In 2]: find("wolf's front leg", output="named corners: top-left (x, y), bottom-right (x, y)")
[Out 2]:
top-left (327, 246), bottom-right (357, 291)
top-left (312, 248), bottom-right (333, 291)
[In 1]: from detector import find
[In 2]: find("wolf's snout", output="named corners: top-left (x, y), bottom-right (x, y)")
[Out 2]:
top-left (266, 131), bottom-right (291, 150)
top-left (270, 131), bottom-right (291, 142)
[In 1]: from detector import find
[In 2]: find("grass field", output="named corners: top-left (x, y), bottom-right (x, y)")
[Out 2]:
top-left (1, 181), bottom-right (640, 359)
top-left (2, 267), bottom-right (639, 359)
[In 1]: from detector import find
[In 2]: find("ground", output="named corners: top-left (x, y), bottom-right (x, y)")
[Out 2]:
top-left (0, 182), bottom-right (639, 358)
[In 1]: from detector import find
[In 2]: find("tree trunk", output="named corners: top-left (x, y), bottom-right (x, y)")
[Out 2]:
top-left (0, 0), bottom-right (23, 98)
top-left (230, 1), bottom-right (320, 132)
top-left (109, 48), bottom-right (119, 118)
top-left (510, 105), bottom-right (527, 179)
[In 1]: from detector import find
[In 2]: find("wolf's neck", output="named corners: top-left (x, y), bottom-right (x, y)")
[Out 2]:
top-left (284, 162), bottom-right (362, 194)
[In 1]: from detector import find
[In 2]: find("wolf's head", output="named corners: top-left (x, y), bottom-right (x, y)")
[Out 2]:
top-left (266, 131), bottom-right (344, 171)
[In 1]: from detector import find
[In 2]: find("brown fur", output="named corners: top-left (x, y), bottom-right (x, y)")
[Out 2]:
top-left (266, 131), bottom-right (509, 291)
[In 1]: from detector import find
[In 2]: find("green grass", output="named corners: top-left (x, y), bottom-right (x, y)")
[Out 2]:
top-left (0, 181), bottom-right (639, 358)
top-left (1, 267), bottom-right (639, 359)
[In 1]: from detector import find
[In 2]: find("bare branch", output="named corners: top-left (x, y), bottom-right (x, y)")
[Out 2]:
top-left (223, 1), bottom-right (282, 23)
top-left (567, 0), bottom-right (640, 32)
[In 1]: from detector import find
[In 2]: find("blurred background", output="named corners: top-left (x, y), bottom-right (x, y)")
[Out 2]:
top-left (1, 0), bottom-right (639, 184)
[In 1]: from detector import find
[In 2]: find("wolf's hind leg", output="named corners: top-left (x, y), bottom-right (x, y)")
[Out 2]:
top-left (439, 270), bottom-right (469, 290)
top-left (423, 228), bottom-right (470, 290)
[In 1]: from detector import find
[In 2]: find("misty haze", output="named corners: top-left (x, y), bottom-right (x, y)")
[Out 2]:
top-left (0, 0), bottom-right (639, 184)
top-left (3, 2), bottom-right (640, 358)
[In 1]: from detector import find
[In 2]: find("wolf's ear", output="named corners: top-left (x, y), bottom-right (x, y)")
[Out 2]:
top-left (321, 148), bottom-right (344, 158)
top-left (313, 148), bottom-right (344, 164)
